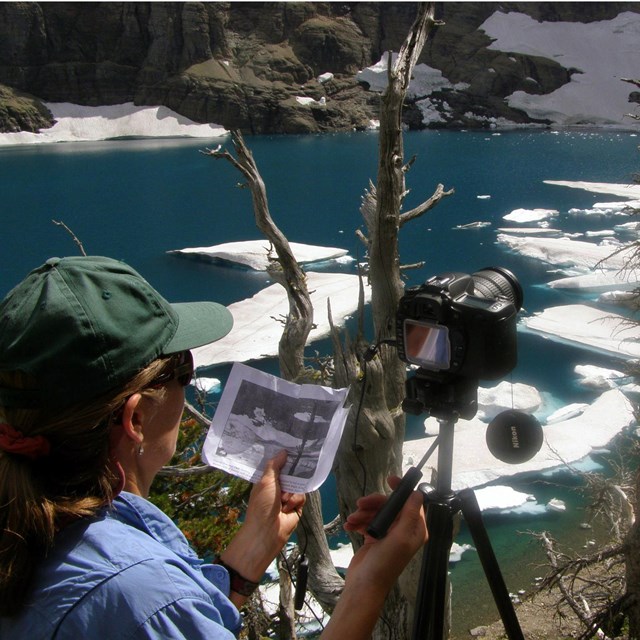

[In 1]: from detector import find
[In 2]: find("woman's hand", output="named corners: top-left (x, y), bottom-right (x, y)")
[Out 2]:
top-left (244, 450), bottom-right (306, 553)
top-left (219, 451), bottom-right (305, 604)
top-left (320, 478), bottom-right (427, 639)
top-left (343, 476), bottom-right (428, 587)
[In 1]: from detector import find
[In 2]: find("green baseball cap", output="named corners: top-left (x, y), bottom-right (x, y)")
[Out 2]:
top-left (0, 256), bottom-right (233, 409)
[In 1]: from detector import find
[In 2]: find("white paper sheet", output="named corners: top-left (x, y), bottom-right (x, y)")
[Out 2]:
top-left (202, 363), bottom-right (349, 493)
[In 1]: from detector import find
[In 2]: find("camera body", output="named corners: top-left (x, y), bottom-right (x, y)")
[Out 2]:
top-left (396, 269), bottom-right (521, 381)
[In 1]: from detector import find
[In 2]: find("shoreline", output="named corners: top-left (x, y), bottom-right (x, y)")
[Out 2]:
top-left (1, 102), bottom-right (639, 148)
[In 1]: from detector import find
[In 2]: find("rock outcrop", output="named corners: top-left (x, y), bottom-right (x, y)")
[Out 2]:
top-left (0, 2), bottom-right (638, 134)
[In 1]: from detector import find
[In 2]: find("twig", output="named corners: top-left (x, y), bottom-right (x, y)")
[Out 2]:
top-left (52, 219), bottom-right (87, 256)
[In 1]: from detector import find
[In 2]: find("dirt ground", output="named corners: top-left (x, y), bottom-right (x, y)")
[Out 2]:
top-left (459, 589), bottom-right (584, 639)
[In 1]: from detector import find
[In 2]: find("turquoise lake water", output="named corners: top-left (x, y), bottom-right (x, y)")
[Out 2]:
top-left (1, 129), bottom-right (638, 634)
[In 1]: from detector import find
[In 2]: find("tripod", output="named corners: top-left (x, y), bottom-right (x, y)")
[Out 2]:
top-left (410, 417), bottom-right (524, 640)
top-left (367, 375), bottom-right (525, 639)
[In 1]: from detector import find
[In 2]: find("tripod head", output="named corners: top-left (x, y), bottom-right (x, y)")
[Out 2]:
top-left (403, 369), bottom-right (480, 421)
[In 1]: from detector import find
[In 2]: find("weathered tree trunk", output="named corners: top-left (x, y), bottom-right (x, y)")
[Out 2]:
top-left (207, 6), bottom-right (454, 637)
top-left (208, 131), bottom-right (344, 631)
top-left (333, 4), bottom-right (453, 639)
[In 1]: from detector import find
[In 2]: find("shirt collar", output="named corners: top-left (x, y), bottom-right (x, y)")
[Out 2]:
top-left (110, 491), bottom-right (199, 561)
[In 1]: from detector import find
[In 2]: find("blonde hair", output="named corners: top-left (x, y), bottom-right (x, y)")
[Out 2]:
top-left (0, 356), bottom-right (174, 616)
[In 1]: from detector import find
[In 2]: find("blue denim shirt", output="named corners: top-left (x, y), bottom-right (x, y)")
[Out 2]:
top-left (0, 492), bottom-right (242, 639)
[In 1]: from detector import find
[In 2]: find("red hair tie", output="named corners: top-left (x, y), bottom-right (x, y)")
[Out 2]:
top-left (0, 423), bottom-right (51, 460)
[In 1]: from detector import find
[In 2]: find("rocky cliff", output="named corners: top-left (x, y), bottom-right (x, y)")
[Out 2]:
top-left (0, 2), bottom-right (638, 134)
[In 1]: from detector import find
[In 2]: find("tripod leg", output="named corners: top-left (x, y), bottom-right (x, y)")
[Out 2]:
top-left (412, 497), bottom-right (455, 640)
top-left (458, 489), bottom-right (524, 640)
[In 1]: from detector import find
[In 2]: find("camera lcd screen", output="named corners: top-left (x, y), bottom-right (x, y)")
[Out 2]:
top-left (403, 320), bottom-right (451, 369)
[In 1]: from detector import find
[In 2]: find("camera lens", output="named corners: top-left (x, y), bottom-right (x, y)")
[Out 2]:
top-left (471, 267), bottom-right (523, 311)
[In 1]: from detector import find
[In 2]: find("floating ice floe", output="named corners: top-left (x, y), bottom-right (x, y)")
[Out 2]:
top-left (193, 271), bottom-right (371, 368)
top-left (503, 208), bottom-right (558, 223)
top-left (477, 381), bottom-right (542, 421)
top-left (169, 240), bottom-right (349, 271)
top-left (498, 226), bottom-right (562, 237)
top-left (521, 304), bottom-right (640, 358)
top-left (545, 403), bottom-right (588, 424)
top-left (574, 364), bottom-right (630, 390)
top-left (404, 388), bottom-right (635, 492)
top-left (548, 271), bottom-right (640, 292)
top-left (547, 498), bottom-right (566, 512)
top-left (497, 234), bottom-right (635, 271)
top-left (450, 542), bottom-right (474, 563)
top-left (544, 181), bottom-right (640, 199)
top-left (598, 290), bottom-right (640, 308)
top-left (454, 221), bottom-right (491, 230)
top-left (192, 377), bottom-right (222, 395)
top-left (615, 221), bottom-right (640, 233)
top-left (474, 485), bottom-right (534, 511)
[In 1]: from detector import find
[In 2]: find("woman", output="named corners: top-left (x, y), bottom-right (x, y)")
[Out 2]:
top-left (0, 256), bottom-right (427, 639)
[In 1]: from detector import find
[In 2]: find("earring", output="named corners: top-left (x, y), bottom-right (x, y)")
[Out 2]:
top-left (138, 443), bottom-right (144, 456)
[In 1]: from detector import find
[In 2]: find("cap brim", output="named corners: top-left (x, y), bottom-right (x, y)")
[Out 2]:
top-left (164, 302), bottom-right (233, 354)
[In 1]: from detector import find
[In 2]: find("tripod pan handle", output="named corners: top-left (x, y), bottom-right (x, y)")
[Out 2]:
top-left (366, 467), bottom-right (423, 539)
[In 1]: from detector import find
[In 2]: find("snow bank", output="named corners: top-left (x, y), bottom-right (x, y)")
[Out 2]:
top-left (0, 102), bottom-right (227, 146)
top-left (356, 52), bottom-right (469, 98)
top-left (481, 11), bottom-right (640, 128)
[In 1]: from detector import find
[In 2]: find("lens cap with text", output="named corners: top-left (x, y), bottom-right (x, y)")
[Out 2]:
top-left (486, 409), bottom-right (543, 464)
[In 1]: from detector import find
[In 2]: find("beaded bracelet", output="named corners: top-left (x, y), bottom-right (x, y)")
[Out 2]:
top-left (213, 555), bottom-right (260, 597)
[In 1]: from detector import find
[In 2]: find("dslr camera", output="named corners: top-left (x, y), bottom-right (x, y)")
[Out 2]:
top-left (396, 267), bottom-right (523, 417)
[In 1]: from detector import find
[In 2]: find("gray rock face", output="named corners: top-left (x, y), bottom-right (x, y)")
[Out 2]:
top-left (0, 2), bottom-right (637, 134)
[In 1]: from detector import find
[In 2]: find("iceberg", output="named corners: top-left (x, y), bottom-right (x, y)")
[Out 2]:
top-left (193, 271), bottom-right (371, 368)
top-left (170, 240), bottom-right (349, 271)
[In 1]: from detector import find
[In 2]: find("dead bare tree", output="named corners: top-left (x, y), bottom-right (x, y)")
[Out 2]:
top-left (202, 133), bottom-right (344, 632)
top-left (332, 4), bottom-right (454, 638)
top-left (203, 4), bottom-right (454, 637)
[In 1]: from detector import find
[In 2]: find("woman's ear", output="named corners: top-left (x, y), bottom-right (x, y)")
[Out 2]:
top-left (120, 393), bottom-right (145, 445)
